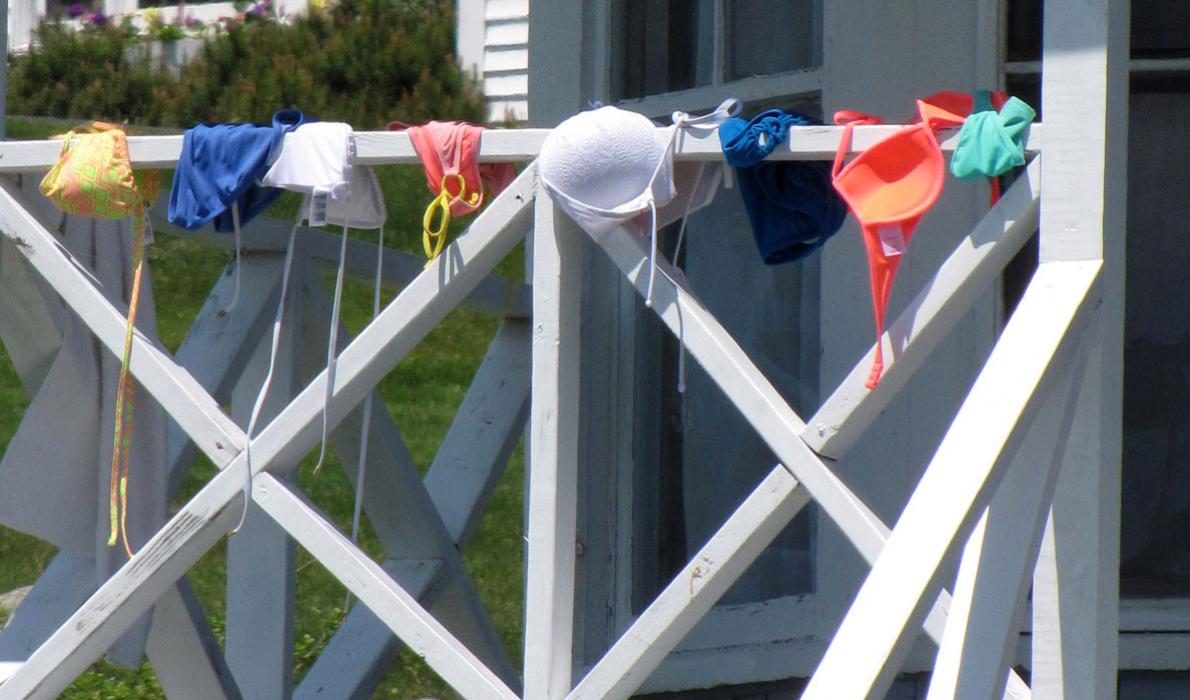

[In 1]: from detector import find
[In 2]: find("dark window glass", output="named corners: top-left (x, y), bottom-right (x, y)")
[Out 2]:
top-left (1009, 0), bottom-right (1190, 62)
top-left (612, 0), bottom-right (822, 101)
top-left (1119, 84), bottom-right (1190, 597)
top-left (1006, 0), bottom-right (1043, 62)
top-left (725, 0), bottom-right (821, 80)
top-left (1007, 68), bottom-right (1190, 597)
top-left (1132, 3), bottom-right (1190, 59)
top-left (613, 0), bottom-right (713, 100)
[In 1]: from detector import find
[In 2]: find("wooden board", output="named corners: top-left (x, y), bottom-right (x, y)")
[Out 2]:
top-left (0, 125), bottom-right (1044, 173)
top-left (524, 197), bottom-right (584, 699)
top-left (801, 261), bottom-right (1100, 699)
top-left (0, 167), bottom-right (536, 698)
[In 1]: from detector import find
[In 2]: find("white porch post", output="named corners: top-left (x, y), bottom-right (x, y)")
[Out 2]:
top-left (6, 0), bottom-right (41, 56)
top-left (524, 195), bottom-right (583, 698)
top-left (456, 0), bottom-right (485, 79)
top-left (1032, 0), bottom-right (1128, 697)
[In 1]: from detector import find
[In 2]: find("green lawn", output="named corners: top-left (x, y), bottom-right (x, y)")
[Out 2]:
top-left (0, 117), bottom-right (526, 699)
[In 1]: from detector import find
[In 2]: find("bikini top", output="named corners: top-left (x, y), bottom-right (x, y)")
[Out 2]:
top-left (167, 109), bottom-right (306, 232)
top-left (831, 91), bottom-right (1001, 389)
top-left (40, 121), bottom-right (162, 557)
top-left (261, 121), bottom-right (387, 229)
top-left (539, 99), bottom-right (739, 303)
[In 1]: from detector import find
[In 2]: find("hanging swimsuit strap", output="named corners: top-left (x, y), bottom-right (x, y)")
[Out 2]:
top-left (235, 206), bottom-right (307, 534)
top-left (107, 167), bottom-right (160, 557)
top-left (831, 110), bottom-right (886, 178)
top-left (636, 98), bottom-right (741, 307)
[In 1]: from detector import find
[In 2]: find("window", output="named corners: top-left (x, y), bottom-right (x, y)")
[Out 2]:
top-left (611, 0), bottom-right (822, 101)
top-left (724, 0), bottom-right (821, 81)
top-left (1007, 0), bottom-right (1190, 598)
top-left (580, 0), bottom-right (826, 687)
top-left (606, 1), bottom-right (825, 611)
top-left (1008, 0), bottom-right (1190, 61)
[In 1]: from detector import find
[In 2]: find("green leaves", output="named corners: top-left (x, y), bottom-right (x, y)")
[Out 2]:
top-left (8, 0), bottom-right (485, 129)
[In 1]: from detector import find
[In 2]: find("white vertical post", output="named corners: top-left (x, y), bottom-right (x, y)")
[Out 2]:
top-left (1033, 0), bottom-right (1127, 696)
top-left (524, 196), bottom-right (582, 698)
top-left (224, 253), bottom-right (302, 700)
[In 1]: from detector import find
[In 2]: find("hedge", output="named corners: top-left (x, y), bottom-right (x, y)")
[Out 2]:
top-left (7, 0), bottom-right (486, 128)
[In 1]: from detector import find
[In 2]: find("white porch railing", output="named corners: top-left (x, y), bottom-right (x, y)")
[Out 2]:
top-left (0, 119), bottom-right (1079, 699)
top-left (0, 0), bottom-right (1126, 691)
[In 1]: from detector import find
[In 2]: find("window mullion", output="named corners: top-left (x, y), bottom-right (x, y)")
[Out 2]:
top-left (712, 0), bottom-right (727, 86)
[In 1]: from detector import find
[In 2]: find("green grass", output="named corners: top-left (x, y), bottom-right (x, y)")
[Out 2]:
top-left (0, 117), bottom-right (526, 699)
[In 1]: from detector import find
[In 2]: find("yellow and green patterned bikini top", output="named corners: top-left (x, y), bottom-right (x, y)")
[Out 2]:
top-left (40, 121), bottom-right (160, 558)
top-left (40, 121), bottom-right (159, 223)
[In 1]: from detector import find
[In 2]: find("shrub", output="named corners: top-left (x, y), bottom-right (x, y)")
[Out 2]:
top-left (7, 22), bottom-right (168, 124)
top-left (7, 0), bottom-right (485, 128)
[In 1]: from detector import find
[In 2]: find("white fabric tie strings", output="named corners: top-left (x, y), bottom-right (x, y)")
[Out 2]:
top-left (234, 204), bottom-right (306, 533)
top-left (223, 202), bottom-right (243, 314)
top-left (344, 221), bottom-right (385, 615)
top-left (245, 124), bottom-right (389, 542)
top-left (312, 210), bottom-right (352, 476)
top-left (639, 101), bottom-right (738, 392)
top-left (669, 160), bottom-right (710, 395)
top-left (641, 98), bottom-right (739, 308)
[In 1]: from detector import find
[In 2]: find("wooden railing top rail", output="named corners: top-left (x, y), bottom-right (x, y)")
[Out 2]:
top-left (0, 124), bottom-right (1044, 172)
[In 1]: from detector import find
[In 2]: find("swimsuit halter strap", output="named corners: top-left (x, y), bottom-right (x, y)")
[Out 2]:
top-left (640, 98), bottom-right (741, 307)
top-left (832, 110), bottom-right (885, 178)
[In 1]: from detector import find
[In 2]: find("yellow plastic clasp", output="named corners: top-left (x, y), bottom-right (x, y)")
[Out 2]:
top-left (422, 173), bottom-right (473, 261)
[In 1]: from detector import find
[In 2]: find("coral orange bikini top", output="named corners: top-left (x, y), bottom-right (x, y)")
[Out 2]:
top-left (832, 92), bottom-right (996, 388)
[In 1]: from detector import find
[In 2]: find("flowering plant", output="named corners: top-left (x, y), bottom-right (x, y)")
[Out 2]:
top-left (142, 3), bottom-right (194, 40)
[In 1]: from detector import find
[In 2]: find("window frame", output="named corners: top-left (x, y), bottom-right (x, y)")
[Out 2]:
top-left (572, 0), bottom-right (1190, 688)
top-left (1006, 19), bottom-right (1190, 676)
top-left (607, 0), bottom-right (824, 117)
top-left (571, 0), bottom-right (828, 691)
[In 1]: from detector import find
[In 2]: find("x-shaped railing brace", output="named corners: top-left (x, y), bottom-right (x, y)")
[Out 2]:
top-left (0, 148), bottom-right (1084, 700)
top-left (559, 158), bottom-right (1051, 699)
top-left (0, 167), bottom-right (537, 699)
top-left (0, 172), bottom-right (531, 698)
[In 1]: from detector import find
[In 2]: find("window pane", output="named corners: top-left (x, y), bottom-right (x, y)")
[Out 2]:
top-left (612, 0), bottom-right (715, 100)
top-left (1132, 3), bottom-right (1190, 58)
top-left (678, 171), bottom-right (818, 605)
top-left (725, 0), bottom-right (822, 80)
top-left (1119, 85), bottom-right (1190, 597)
top-left (1009, 0), bottom-right (1190, 62)
top-left (1008, 14), bottom-right (1190, 600)
top-left (1006, 0), bottom-right (1042, 62)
